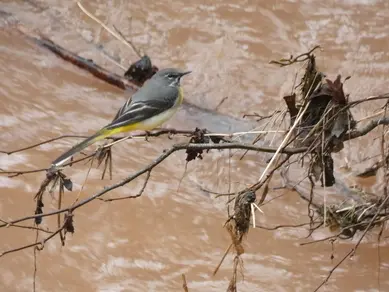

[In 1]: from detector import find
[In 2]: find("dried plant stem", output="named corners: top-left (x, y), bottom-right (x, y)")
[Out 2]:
top-left (33, 229), bottom-right (39, 292)
top-left (113, 25), bottom-right (142, 58)
top-left (315, 191), bottom-right (389, 290)
top-left (99, 52), bottom-right (127, 70)
top-left (100, 170), bottom-right (151, 202)
top-left (181, 274), bottom-right (189, 292)
top-left (213, 243), bottom-right (233, 276)
top-left (257, 100), bottom-right (311, 183)
top-left (0, 226), bottom-right (64, 258)
top-left (257, 67), bottom-right (324, 184)
top-left (357, 109), bottom-right (386, 123)
top-left (0, 219), bottom-right (52, 233)
top-left (0, 135), bottom-right (89, 155)
top-left (77, 2), bottom-right (141, 58)
top-left (321, 130), bottom-right (327, 225)
top-left (71, 155), bottom-right (96, 206)
top-left (251, 203), bottom-right (256, 228)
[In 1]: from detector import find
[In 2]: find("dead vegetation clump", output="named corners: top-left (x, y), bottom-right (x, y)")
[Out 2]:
top-left (214, 47), bottom-right (388, 290)
top-left (1, 5), bottom-right (389, 290)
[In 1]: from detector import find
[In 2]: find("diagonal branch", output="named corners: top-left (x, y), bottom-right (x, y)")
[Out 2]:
top-left (0, 142), bottom-right (306, 228)
top-left (345, 117), bottom-right (389, 140)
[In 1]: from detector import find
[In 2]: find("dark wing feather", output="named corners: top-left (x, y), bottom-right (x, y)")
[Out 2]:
top-left (111, 97), bottom-right (131, 122)
top-left (104, 99), bottom-right (174, 130)
top-left (111, 80), bottom-right (178, 123)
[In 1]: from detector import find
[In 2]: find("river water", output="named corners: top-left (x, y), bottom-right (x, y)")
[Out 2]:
top-left (1, 0), bottom-right (389, 291)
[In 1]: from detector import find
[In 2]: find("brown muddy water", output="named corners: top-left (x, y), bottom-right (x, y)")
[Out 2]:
top-left (1, 0), bottom-right (389, 291)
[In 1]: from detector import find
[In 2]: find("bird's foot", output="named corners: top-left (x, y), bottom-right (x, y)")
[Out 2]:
top-left (144, 131), bottom-right (151, 141)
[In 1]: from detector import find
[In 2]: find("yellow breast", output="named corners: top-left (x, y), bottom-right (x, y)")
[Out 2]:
top-left (177, 87), bottom-right (184, 106)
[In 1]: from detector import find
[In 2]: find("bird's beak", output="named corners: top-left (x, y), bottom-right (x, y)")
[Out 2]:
top-left (180, 71), bottom-right (192, 77)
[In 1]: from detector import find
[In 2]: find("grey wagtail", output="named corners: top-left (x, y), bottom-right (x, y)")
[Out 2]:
top-left (51, 68), bottom-right (191, 167)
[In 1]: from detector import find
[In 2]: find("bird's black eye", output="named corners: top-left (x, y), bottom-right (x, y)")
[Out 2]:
top-left (166, 73), bottom-right (175, 79)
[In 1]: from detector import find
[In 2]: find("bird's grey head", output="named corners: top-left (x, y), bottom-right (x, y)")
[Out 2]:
top-left (151, 68), bottom-right (191, 87)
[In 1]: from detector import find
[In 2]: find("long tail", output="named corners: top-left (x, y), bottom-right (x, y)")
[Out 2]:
top-left (52, 129), bottom-right (109, 167)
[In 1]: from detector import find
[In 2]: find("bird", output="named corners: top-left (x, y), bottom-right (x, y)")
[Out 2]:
top-left (51, 68), bottom-right (191, 167)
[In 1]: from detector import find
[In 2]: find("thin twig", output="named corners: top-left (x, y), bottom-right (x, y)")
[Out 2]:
top-left (0, 226), bottom-right (64, 258)
top-left (256, 222), bottom-right (312, 230)
top-left (2, 116), bottom-right (387, 177)
top-left (213, 243), bottom-right (233, 276)
top-left (215, 96), bottom-right (228, 111)
top-left (300, 234), bottom-right (342, 246)
top-left (356, 109), bottom-right (386, 123)
top-left (33, 229), bottom-right (39, 292)
top-left (269, 45), bottom-right (321, 67)
top-left (112, 25), bottom-right (142, 58)
top-left (251, 203), bottom-right (256, 228)
top-left (1, 142), bottom-right (309, 176)
top-left (0, 129), bottom-right (192, 157)
top-left (77, 2), bottom-right (141, 58)
top-left (0, 219), bottom-right (53, 233)
top-left (58, 181), bottom-right (65, 245)
top-left (0, 135), bottom-right (89, 155)
top-left (314, 191), bottom-right (389, 290)
top-left (100, 170), bottom-right (151, 202)
top-left (181, 274), bottom-right (189, 292)
top-left (313, 249), bottom-right (354, 292)
top-left (71, 155), bottom-right (96, 206)
top-left (256, 89), bottom-right (313, 183)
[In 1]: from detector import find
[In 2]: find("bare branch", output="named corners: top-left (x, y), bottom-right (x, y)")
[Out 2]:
top-left (0, 146), bottom-right (176, 227)
top-left (100, 170), bottom-right (151, 202)
top-left (269, 45), bottom-right (322, 67)
top-left (0, 135), bottom-right (89, 155)
top-left (314, 249), bottom-right (354, 292)
top-left (181, 274), bottom-right (189, 292)
top-left (112, 25), bottom-right (142, 58)
top-left (345, 117), bottom-right (389, 140)
top-left (0, 128), bottom-right (193, 156)
top-left (0, 141), bottom-right (307, 177)
top-left (0, 219), bottom-right (53, 234)
top-left (256, 222), bottom-right (313, 230)
top-left (0, 225), bottom-right (63, 258)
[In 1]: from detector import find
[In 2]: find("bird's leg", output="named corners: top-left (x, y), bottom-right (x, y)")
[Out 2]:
top-left (167, 129), bottom-right (176, 139)
top-left (144, 131), bottom-right (151, 141)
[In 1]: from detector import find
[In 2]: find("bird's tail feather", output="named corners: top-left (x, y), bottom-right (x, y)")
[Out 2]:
top-left (52, 129), bottom-right (109, 167)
